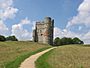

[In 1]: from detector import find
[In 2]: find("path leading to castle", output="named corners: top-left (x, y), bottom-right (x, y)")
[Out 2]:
top-left (19, 47), bottom-right (56, 68)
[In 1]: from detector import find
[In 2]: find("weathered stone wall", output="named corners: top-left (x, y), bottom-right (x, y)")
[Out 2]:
top-left (33, 17), bottom-right (54, 45)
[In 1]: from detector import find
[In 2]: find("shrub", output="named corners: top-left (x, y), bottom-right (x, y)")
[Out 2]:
top-left (0, 35), bottom-right (6, 41)
top-left (6, 36), bottom-right (18, 41)
top-left (54, 37), bottom-right (84, 46)
top-left (54, 37), bottom-right (62, 46)
top-left (72, 37), bottom-right (82, 44)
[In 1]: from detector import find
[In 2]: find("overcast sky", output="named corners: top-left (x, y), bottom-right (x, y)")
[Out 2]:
top-left (0, 0), bottom-right (90, 44)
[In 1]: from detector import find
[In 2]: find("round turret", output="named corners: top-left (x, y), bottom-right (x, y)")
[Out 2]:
top-left (44, 17), bottom-right (51, 23)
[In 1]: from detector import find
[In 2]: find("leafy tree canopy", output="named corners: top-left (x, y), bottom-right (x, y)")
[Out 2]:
top-left (0, 35), bottom-right (6, 41)
top-left (54, 37), bottom-right (84, 46)
top-left (6, 36), bottom-right (18, 41)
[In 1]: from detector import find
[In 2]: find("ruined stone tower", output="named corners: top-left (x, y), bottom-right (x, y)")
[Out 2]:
top-left (33, 17), bottom-right (54, 45)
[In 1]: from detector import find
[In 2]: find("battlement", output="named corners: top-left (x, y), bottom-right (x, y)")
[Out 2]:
top-left (33, 17), bottom-right (54, 45)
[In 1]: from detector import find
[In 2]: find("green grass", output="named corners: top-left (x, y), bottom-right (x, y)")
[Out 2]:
top-left (0, 41), bottom-right (51, 68)
top-left (36, 45), bottom-right (90, 68)
top-left (35, 49), bottom-right (53, 68)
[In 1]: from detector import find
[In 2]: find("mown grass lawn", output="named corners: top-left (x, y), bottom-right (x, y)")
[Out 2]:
top-left (36, 45), bottom-right (90, 68)
top-left (0, 41), bottom-right (51, 68)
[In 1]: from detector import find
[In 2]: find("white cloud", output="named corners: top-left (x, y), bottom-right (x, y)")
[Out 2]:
top-left (54, 27), bottom-right (80, 39)
top-left (12, 18), bottom-right (32, 40)
top-left (0, 20), bottom-right (9, 35)
top-left (20, 17), bottom-right (31, 25)
top-left (0, 20), bottom-right (8, 30)
top-left (0, 0), bottom-right (18, 36)
top-left (65, 0), bottom-right (90, 44)
top-left (66, 0), bottom-right (90, 28)
top-left (54, 27), bottom-right (90, 44)
top-left (81, 31), bottom-right (90, 44)
top-left (1, 7), bottom-right (18, 20)
top-left (32, 21), bottom-right (36, 30)
top-left (54, 27), bottom-right (63, 38)
top-left (0, 0), bottom-right (18, 20)
top-left (82, 31), bottom-right (90, 40)
top-left (0, 0), bottom-right (13, 9)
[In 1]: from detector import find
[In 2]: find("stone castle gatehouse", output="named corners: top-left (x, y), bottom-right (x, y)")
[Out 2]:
top-left (33, 17), bottom-right (54, 45)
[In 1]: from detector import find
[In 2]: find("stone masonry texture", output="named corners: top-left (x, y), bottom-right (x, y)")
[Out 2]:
top-left (33, 17), bottom-right (54, 45)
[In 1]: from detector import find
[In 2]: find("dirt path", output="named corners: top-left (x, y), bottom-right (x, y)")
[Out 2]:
top-left (19, 47), bottom-right (56, 68)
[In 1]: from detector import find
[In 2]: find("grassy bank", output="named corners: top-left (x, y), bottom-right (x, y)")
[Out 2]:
top-left (0, 41), bottom-right (51, 68)
top-left (35, 49), bottom-right (53, 68)
top-left (36, 45), bottom-right (90, 68)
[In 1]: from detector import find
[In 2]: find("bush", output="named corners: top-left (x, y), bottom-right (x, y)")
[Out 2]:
top-left (54, 37), bottom-right (84, 46)
top-left (54, 37), bottom-right (62, 46)
top-left (61, 37), bottom-right (73, 45)
top-left (6, 36), bottom-right (18, 41)
top-left (72, 37), bottom-right (82, 44)
top-left (0, 35), bottom-right (6, 41)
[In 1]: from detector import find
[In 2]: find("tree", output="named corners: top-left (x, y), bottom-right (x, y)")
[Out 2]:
top-left (54, 37), bottom-right (84, 46)
top-left (6, 36), bottom-right (18, 41)
top-left (54, 37), bottom-right (61, 46)
top-left (0, 35), bottom-right (6, 41)
top-left (61, 37), bottom-right (68, 45)
top-left (80, 41), bottom-right (84, 44)
top-left (66, 38), bottom-right (73, 44)
top-left (72, 37), bottom-right (82, 44)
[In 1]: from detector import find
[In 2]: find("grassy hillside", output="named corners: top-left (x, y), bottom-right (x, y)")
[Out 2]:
top-left (0, 41), bottom-right (51, 68)
top-left (36, 45), bottom-right (90, 68)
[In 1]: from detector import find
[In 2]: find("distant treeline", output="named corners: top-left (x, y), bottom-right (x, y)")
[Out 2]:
top-left (0, 35), bottom-right (18, 41)
top-left (54, 37), bottom-right (84, 46)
